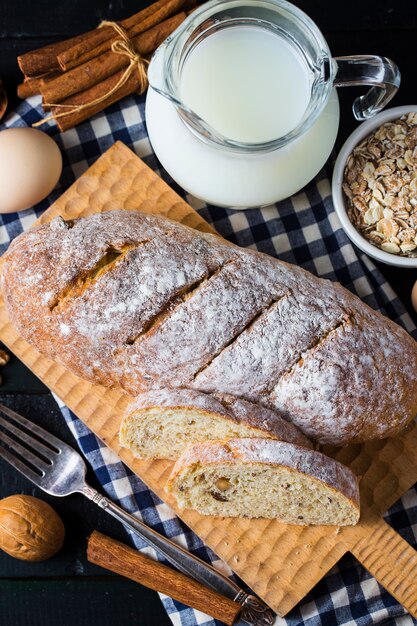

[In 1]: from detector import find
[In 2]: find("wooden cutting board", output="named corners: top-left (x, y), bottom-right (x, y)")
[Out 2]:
top-left (1, 141), bottom-right (417, 618)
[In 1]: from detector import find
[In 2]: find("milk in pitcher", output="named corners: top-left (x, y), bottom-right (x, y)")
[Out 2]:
top-left (179, 26), bottom-right (312, 144)
top-left (146, 20), bottom-right (340, 207)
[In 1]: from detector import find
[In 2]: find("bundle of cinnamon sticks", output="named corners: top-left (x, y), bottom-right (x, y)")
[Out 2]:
top-left (17, 0), bottom-right (195, 132)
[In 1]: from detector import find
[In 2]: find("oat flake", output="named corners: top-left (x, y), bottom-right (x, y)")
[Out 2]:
top-left (343, 112), bottom-right (417, 257)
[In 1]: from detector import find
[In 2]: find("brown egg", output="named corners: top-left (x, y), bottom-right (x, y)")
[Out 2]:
top-left (412, 281), bottom-right (417, 314)
top-left (0, 128), bottom-right (62, 213)
top-left (0, 494), bottom-right (65, 561)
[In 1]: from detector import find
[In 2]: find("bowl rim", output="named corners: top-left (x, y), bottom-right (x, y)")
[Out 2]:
top-left (332, 104), bottom-right (417, 268)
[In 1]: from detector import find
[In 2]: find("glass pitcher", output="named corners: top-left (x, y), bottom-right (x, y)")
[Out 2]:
top-left (145, 0), bottom-right (400, 209)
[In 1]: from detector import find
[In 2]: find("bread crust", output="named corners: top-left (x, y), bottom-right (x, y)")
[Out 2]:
top-left (123, 388), bottom-right (313, 450)
top-left (3, 210), bottom-right (417, 445)
top-left (166, 438), bottom-right (360, 520)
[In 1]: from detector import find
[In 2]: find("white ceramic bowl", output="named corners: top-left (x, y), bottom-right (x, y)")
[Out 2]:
top-left (332, 104), bottom-right (417, 268)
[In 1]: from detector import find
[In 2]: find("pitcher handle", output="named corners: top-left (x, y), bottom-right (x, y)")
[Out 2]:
top-left (333, 55), bottom-right (400, 121)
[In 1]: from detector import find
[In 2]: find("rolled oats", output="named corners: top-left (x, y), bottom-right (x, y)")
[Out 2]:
top-left (343, 112), bottom-right (417, 257)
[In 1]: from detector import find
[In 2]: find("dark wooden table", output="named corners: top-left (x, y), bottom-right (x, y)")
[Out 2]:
top-left (0, 1), bottom-right (416, 625)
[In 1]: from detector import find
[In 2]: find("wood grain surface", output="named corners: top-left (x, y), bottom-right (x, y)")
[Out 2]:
top-left (350, 517), bottom-right (417, 617)
top-left (0, 141), bottom-right (416, 617)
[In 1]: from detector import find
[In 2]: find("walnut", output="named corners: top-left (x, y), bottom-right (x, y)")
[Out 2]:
top-left (0, 80), bottom-right (7, 122)
top-left (210, 490), bottom-right (229, 502)
top-left (210, 477), bottom-right (232, 502)
top-left (0, 495), bottom-right (65, 561)
top-left (215, 477), bottom-right (231, 491)
top-left (0, 349), bottom-right (10, 366)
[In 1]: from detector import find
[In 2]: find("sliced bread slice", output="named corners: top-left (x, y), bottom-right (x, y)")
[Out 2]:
top-left (166, 438), bottom-right (360, 525)
top-left (119, 388), bottom-right (312, 460)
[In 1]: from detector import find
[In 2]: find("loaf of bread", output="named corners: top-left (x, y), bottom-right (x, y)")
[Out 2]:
top-left (120, 388), bottom-right (313, 460)
top-left (2, 210), bottom-right (417, 446)
top-left (166, 438), bottom-right (360, 525)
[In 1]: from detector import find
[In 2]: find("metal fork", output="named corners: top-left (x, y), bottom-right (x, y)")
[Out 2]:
top-left (0, 402), bottom-right (274, 626)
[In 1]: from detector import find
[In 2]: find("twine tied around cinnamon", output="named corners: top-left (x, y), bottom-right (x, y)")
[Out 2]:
top-left (33, 21), bottom-right (149, 128)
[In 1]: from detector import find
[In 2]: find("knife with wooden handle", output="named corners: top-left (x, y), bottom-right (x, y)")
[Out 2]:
top-left (87, 531), bottom-right (267, 625)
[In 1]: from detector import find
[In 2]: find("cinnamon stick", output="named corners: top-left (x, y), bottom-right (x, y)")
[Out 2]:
top-left (42, 13), bottom-right (186, 106)
top-left (18, 78), bottom-right (40, 99)
top-left (57, 0), bottom-right (187, 72)
top-left (18, 32), bottom-right (91, 77)
top-left (50, 64), bottom-right (139, 132)
top-left (17, 73), bottom-right (60, 99)
top-left (87, 531), bottom-right (242, 626)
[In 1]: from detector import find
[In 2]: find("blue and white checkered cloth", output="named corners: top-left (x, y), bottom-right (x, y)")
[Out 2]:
top-left (1, 94), bottom-right (417, 626)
